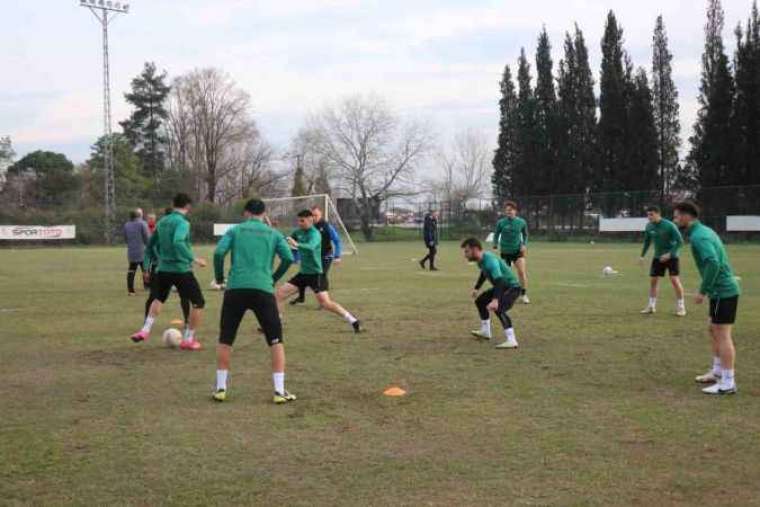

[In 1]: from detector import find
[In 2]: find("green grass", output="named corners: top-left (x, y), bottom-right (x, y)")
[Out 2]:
top-left (1, 241), bottom-right (759, 506)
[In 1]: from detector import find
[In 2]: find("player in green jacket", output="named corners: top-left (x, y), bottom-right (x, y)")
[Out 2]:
top-left (673, 201), bottom-right (740, 395)
top-left (639, 205), bottom-right (686, 316)
top-left (131, 193), bottom-right (207, 351)
top-left (462, 237), bottom-right (523, 349)
top-left (212, 199), bottom-right (296, 404)
top-left (276, 209), bottom-right (362, 333)
top-left (493, 201), bottom-right (530, 304)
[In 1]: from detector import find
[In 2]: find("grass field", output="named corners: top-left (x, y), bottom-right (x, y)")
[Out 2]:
top-left (1, 241), bottom-right (759, 506)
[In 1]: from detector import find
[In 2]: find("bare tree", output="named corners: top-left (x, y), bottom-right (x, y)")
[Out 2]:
top-left (309, 94), bottom-right (432, 240)
top-left (288, 127), bottom-right (332, 195)
top-left (166, 68), bottom-right (257, 203)
top-left (437, 128), bottom-right (491, 203)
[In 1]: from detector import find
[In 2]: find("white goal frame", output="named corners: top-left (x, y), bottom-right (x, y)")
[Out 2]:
top-left (214, 194), bottom-right (358, 255)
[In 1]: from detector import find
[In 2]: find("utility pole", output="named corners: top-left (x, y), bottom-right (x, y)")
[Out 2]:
top-left (79, 0), bottom-right (130, 243)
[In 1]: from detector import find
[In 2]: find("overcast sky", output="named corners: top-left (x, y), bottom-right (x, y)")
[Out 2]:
top-left (0, 0), bottom-right (755, 165)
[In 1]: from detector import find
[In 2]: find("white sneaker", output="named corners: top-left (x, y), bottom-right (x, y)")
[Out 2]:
top-left (675, 307), bottom-right (687, 317)
top-left (470, 330), bottom-right (491, 341)
top-left (640, 306), bottom-right (656, 314)
top-left (695, 371), bottom-right (721, 384)
top-left (521, 295), bottom-right (530, 304)
top-left (495, 338), bottom-right (519, 349)
top-left (702, 382), bottom-right (737, 395)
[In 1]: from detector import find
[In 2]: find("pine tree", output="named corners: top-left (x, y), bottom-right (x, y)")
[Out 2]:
top-left (731, 1), bottom-right (760, 186)
top-left (598, 11), bottom-right (629, 203)
top-left (515, 48), bottom-right (539, 196)
top-left (120, 62), bottom-right (171, 179)
top-left (687, 0), bottom-right (735, 198)
top-left (652, 15), bottom-right (681, 201)
top-left (534, 29), bottom-right (558, 194)
top-left (492, 64), bottom-right (518, 202)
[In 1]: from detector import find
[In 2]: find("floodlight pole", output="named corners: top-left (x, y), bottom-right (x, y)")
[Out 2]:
top-left (79, 1), bottom-right (129, 244)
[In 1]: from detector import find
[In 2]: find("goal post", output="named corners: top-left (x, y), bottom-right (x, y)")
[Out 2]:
top-left (214, 194), bottom-right (358, 255)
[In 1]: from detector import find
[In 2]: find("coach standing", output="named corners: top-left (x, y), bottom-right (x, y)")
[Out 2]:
top-left (419, 210), bottom-right (439, 271)
top-left (123, 209), bottom-right (149, 295)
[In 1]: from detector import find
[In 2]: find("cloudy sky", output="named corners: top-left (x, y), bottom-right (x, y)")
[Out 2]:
top-left (0, 0), bottom-right (755, 164)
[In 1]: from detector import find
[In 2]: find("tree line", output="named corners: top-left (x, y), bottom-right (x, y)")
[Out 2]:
top-left (492, 0), bottom-right (760, 216)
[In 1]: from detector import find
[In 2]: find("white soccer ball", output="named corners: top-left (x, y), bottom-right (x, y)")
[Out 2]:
top-left (602, 266), bottom-right (616, 276)
top-left (162, 328), bottom-right (183, 348)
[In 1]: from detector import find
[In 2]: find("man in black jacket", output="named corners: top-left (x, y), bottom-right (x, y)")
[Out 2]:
top-left (419, 211), bottom-right (439, 271)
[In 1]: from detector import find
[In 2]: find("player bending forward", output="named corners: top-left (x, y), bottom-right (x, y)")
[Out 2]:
top-left (212, 199), bottom-right (296, 403)
top-left (493, 201), bottom-right (530, 304)
top-left (673, 202), bottom-right (741, 395)
top-left (290, 205), bottom-right (342, 305)
top-left (639, 205), bottom-right (686, 316)
top-left (463, 238), bottom-right (522, 349)
top-left (131, 193), bottom-right (207, 350)
top-left (277, 209), bottom-right (362, 333)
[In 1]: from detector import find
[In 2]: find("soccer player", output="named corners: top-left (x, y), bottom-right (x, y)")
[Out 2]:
top-left (673, 201), bottom-right (740, 395)
top-left (276, 209), bottom-right (362, 333)
top-left (639, 205), bottom-right (686, 316)
top-left (131, 193), bottom-right (207, 351)
top-left (462, 238), bottom-right (522, 349)
top-left (290, 205), bottom-right (342, 305)
top-left (142, 207), bottom-right (190, 328)
top-left (212, 199), bottom-right (296, 403)
top-left (123, 208), bottom-right (149, 296)
top-left (493, 201), bottom-right (530, 304)
top-left (419, 210), bottom-right (439, 271)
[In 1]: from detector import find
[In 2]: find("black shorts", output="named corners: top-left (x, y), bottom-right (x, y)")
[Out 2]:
top-left (709, 296), bottom-right (739, 325)
top-left (501, 250), bottom-right (524, 266)
top-left (152, 272), bottom-right (205, 308)
top-left (288, 273), bottom-right (328, 294)
top-left (479, 286), bottom-right (521, 313)
top-left (650, 257), bottom-right (680, 277)
top-left (219, 289), bottom-right (282, 346)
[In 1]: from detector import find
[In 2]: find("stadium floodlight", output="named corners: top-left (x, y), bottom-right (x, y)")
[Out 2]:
top-left (78, 0), bottom-right (129, 243)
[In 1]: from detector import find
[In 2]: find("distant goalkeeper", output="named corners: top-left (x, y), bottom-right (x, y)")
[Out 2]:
top-left (462, 237), bottom-right (521, 349)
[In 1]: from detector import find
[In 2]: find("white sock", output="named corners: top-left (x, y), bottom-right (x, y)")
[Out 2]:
top-left (343, 312), bottom-right (357, 324)
top-left (216, 370), bottom-right (228, 390)
top-left (722, 369), bottom-right (735, 387)
top-left (273, 372), bottom-right (285, 394)
top-left (648, 297), bottom-right (657, 308)
top-left (677, 298), bottom-right (685, 308)
top-left (712, 356), bottom-right (722, 376)
top-left (480, 319), bottom-right (491, 335)
top-left (141, 316), bottom-right (155, 333)
top-left (505, 328), bottom-right (517, 342)
top-left (184, 328), bottom-right (195, 342)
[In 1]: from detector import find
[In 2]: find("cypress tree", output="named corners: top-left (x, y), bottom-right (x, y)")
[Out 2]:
top-left (534, 29), bottom-right (559, 194)
top-left (687, 0), bottom-right (735, 197)
top-left (492, 64), bottom-right (519, 202)
top-left (515, 48), bottom-right (539, 196)
top-left (652, 15), bottom-right (681, 201)
top-left (598, 11), bottom-right (628, 204)
top-left (731, 2), bottom-right (760, 186)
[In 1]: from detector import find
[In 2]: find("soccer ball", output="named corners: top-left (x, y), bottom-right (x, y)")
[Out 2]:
top-left (602, 266), bottom-right (616, 276)
top-left (162, 328), bottom-right (183, 348)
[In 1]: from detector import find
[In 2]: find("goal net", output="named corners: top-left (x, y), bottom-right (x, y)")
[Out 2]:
top-left (214, 194), bottom-right (358, 255)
